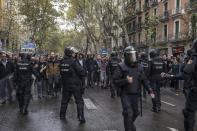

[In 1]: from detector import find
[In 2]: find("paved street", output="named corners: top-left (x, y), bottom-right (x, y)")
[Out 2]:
top-left (0, 87), bottom-right (196, 131)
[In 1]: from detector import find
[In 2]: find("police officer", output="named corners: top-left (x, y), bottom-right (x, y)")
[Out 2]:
top-left (113, 46), bottom-right (153, 131)
top-left (182, 38), bottom-right (197, 131)
top-left (139, 52), bottom-right (149, 98)
top-left (14, 53), bottom-right (34, 115)
top-left (149, 49), bottom-right (166, 113)
top-left (59, 47), bottom-right (86, 124)
top-left (108, 51), bottom-right (121, 98)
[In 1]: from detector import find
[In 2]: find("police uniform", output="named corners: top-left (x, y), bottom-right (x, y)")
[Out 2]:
top-left (182, 57), bottom-right (197, 131)
top-left (14, 57), bottom-right (34, 115)
top-left (139, 56), bottom-right (149, 98)
top-left (108, 56), bottom-right (121, 98)
top-left (59, 48), bottom-right (86, 123)
top-left (113, 46), bottom-right (152, 131)
top-left (149, 55), bottom-right (165, 112)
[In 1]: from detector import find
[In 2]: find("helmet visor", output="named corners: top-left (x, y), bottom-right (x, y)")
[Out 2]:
top-left (125, 51), bottom-right (137, 63)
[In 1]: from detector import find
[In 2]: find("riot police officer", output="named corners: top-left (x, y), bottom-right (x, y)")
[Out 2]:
top-left (149, 49), bottom-right (166, 113)
top-left (113, 46), bottom-right (153, 131)
top-left (139, 52), bottom-right (149, 98)
top-left (182, 38), bottom-right (197, 131)
top-left (59, 47), bottom-right (86, 124)
top-left (14, 53), bottom-right (34, 115)
top-left (108, 51), bottom-right (121, 98)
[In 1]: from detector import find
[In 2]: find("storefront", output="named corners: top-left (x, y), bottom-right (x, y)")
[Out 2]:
top-left (172, 46), bottom-right (185, 57)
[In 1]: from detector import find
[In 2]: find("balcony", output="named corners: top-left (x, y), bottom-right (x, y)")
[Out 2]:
top-left (171, 8), bottom-right (185, 18)
top-left (159, 11), bottom-right (169, 22)
top-left (169, 32), bottom-right (188, 42)
top-left (157, 36), bottom-right (169, 44)
top-left (185, 1), bottom-right (197, 12)
top-left (150, 0), bottom-right (158, 7)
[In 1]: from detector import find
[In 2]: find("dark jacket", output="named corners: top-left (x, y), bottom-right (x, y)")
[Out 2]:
top-left (14, 59), bottom-right (34, 85)
top-left (77, 59), bottom-right (87, 75)
top-left (86, 58), bottom-right (98, 72)
top-left (149, 57), bottom-right (166, 80)
top-left (60, 56), bottom-right (86, 91)
top-left (113, 62), bottom-right (151, 95)
top-left (0, 61), bottom-right (15, 80)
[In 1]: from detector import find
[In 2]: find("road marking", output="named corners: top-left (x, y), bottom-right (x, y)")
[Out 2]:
top-left (84, 98), bottom-right (97, 110)
top-left (161, 100), bottom-right (176, 107)
top-left (104, 130), bottom-right (117, 131)
top-left (167, 127), bottom-right (179, 131)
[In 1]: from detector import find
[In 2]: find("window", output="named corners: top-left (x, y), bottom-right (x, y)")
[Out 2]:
top-left (127, 22), bottom-right (132, 33)
top-left (175, 21), bottom-right (180, 38)
top-left (132, 20), bottom-right (136, 31)
top-left (138, 33), bottom-right (141, 44)
top-left (164, 2), bottom-right (168, 11)
top-left (164, 25), bottom-right (168, 39)
top-left (154, 8), bottom-right (157, 16)
top-left (176, 0), bottom-right (180, 9)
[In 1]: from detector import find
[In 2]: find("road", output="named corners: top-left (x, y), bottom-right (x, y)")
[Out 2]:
top-left (0, 87), bottom-right (196, 131)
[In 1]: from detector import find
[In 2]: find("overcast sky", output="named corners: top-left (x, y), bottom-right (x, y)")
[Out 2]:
top-left (52, 1), bottom-right (74, 31)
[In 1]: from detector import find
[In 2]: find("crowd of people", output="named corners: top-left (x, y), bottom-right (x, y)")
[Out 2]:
top-left (0, 38), bottom-right (196, 131)
top-left (0, 49), bottom-right (187, 104)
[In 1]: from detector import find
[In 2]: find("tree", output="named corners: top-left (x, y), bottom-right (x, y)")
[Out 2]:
top-left (18, 0), bottom-right (60, 47)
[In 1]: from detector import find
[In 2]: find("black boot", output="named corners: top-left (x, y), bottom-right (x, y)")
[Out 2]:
top-left (123, 115), bottom-right (136, 131)
top-left (78, 110), bottom-right (86, 124)
top-left (60, 114), bottom-right (66, 120)
top-left (79, 115), bottom-right (86, 124)
top-left (23, 110), bottom-right (28, 115)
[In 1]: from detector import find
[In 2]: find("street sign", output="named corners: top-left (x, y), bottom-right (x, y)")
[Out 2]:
top-left (20, 41), bottom-right (37, 54)
top-left (100, 48), bottom-right (108, 56)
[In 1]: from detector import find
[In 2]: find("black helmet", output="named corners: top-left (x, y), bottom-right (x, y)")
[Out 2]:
top-left (140, 52), bottom-right (148, 60)
top-left (149, 49), bottom-right (159, 59)
top-left (124, 46), bottom-right (137, 65)
top-left (64, 47), bottom-right (73, 57)
top-left (111, 51), bottom-right (118, 58)
top-left (19, 53), bottom-right (31, 61)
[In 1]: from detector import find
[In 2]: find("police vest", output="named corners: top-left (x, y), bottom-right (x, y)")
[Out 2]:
top-left (17, 61), bottom-right (32, 80)
top-left (110, 58), bottom-right (119, 74)
top-left (151, 59), bottom-right (164, 75)
top-left (60, 59), bottom-right (75, 77)
top-left (119, 62), bottom-right (142, 94)
top-left (140, 60), bottom-right (149, 74)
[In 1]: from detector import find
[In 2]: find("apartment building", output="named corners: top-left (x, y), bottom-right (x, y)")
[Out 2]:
top-left (124, 0), bottom-right (197, 56)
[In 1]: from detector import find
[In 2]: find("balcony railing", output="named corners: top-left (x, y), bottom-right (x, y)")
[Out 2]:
top-left (157, 36), bottom-right (169, 44)
top-left (169, 32), bottom-right (188, 42)
top-left (159, 11), bottom-right (169, 22)
top-left (171, 8), bottom-right (185, 17)
top-left (185, 1), bottom-right (197, 11)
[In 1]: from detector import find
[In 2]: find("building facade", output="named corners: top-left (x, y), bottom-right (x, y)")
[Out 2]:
top-left (124, 0), bottom-right (197, 56)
